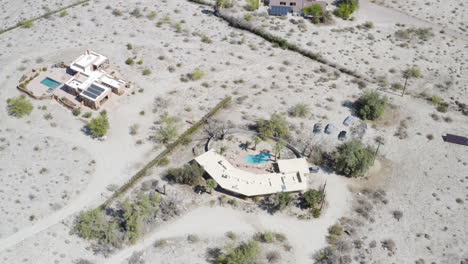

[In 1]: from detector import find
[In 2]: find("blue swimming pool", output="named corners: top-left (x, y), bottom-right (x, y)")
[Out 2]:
top-left (40, 77), bottom-right (61, 92)
top-left (245, 152), bottom-right (271, 164)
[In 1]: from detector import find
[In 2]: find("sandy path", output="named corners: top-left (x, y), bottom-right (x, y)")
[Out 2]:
top-left (106, 174), bottom-right (351, 264)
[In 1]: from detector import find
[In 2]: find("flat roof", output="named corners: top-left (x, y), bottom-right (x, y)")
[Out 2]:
top-left (101, 75), bottom-right (124, 88)
top-left (195, 150), bottom-right (308, 196)
top-left (277, 158), bottom-right (309, 174)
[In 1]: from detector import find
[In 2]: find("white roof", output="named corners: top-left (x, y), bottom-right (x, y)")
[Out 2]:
top-left (277, 158), bottom-right (309, 174)
top-left (195, 150), bottom-right (308, 196)
top-left (101, 75), bottom-right (125, 89)
top-left (70, 50), bottom-right (108, 74)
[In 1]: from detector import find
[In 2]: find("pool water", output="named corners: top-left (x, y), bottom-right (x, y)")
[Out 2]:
top-left (245, 152), bottom-right (271, 164)
top-left (40, 77), bottom-right (61, 91)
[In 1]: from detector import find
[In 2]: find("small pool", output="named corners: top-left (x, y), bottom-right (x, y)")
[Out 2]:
top-left (40, 77), bottom-right (61, 92)
top-left (245, 152), bottom-right (271, 164)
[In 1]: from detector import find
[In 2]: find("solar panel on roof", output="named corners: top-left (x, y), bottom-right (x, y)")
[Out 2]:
top-left (90, 84), bottom-right (105, 92)
top-left (87, 86), bottom-right (103, 96)
top-left (269, 6), bottom-right (291, 15)
top-left (83, 90), bottom-right (98, 99)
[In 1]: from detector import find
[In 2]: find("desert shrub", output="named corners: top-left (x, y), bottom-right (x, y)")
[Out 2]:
top-left (72, 108), bottom-right (81, 116)
top-left (189, 68), bottom-right (205, 80)
top-left (333, 140), bottom-right (374, 177)
top-left (256, 113), bottom-right (290, 140)
top-left (6, 96), bottom-right (33, 117)
top-left (334, 0), bottom-right (359, 20)
top-left (19, 19), bottom-right (34, 28)
top-left (216, 240), bottom-right (260, 264)
top-left (87, 113), bottom-right (110, 138)
top-left (112, 9), bottom-right (122, 16)
top-left (381, 239), bottom-right (396, 252)
top-left (216, 0), bottom-right (233, 9)
top-left (354, 90), bottom-right (387, 120)
top-left (254, 231), bottom-right (275, 243)
top-left (314, 246), bottom-right (338, 263)
top-left (142, 69), bottom-right (152, 76)
top-left (147, 11), bottom-right (157, 20)
top-left (130, 8), bottom-right (143, 18)
top-left (244, 13), bottom-right (253, 21)
top-left (289, 103), bottom-right (310, 118)
top-left (129, 124), bottom-right (140, 135)
top-left (164, 163), bottom-right (204, 186)
top-left (269, 192), bottom-right (293, 212)
top-left (393, 210), bottom-right (403, 220)
top-left (395, 27), bottom-right (433, 41)
top-left (301, 189), bottom-right (322, 208)
top-left (206, 179), bottom-right (218, 193)
top-left (266, 251), bottom-right (281, 263)
top-left (328, 224), bottom-right (343, 236)
top-left (187, 234), bottom-right (200, 243)
top-left (391, 82), bottom-right (403, 90)
top-left (75, 259), bottom-right (95, 264)
top-left (403, 66), bottom-right (422, 78)
top-left (226, 231), bottom-right (237, 240)
top-left (154, 115), bottom-right (178, 144)
top-left (83, 112), bottom-right (92, 118)
top-left (246, 0), bottom-right (259, 11)
top-left (59, 10), bottom-right (68, 17)
top-left (125, 58), bottom-right (134, 65)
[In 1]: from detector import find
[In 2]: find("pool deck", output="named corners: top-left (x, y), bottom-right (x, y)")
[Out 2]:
top-left (25, 67), bottom-right (74, 97)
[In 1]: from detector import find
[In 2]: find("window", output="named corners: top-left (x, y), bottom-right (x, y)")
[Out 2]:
top-left (280, 2), bottom-right (286, 5)
top-left (290, 2), bottom-right (296, 6)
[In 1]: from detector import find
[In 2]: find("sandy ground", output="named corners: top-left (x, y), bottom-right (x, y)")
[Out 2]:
top-left (0, 0), bottom-right (466, 263)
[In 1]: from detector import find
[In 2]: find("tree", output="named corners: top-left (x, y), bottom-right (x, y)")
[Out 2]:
top-left (154, 115), bottom-right (178, 144)
top-left (6, 96), bottom-right (33, 117)
top-left (73, 209), bottom-right (119, 245)
top-left (251, 136), bottom-right (262, 150)
top-left (256, 113), bottom-right (290, 140)
top-left (302, 189), bottom-right (322, 208)
top-left (288, 103), bottom-right (310, 118)
top-left (334, 0), bottom-right (359, 20)
top-left (333, 140), bottom-right (374, 177)
top-left (87, 113), bottom-right (110, 137)
top-left (205, 118), bottom-right (234, 140)
top-left (164, 163), bottom-right (205, 186)
top-left (354, 90), bottom-right (387, 120)
top-left (303, 4), bottom-right (324, 24)
top-left (272, 141), bottom-right (285, 161)
top-left (206, 179), bottom-right (218, 194)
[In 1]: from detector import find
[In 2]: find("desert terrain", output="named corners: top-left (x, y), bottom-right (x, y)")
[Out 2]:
top-left (0, 0), bottom-right (466, 263)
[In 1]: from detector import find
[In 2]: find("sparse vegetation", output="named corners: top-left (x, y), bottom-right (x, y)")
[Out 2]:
top-left (289, 103), bottom-right (310, 118)
top-left (164, 163), bottom-right (204, 186)
top-left (215, 240), bottom-right (260, 264)
top-left (334, 0), bottom-right (359, 20)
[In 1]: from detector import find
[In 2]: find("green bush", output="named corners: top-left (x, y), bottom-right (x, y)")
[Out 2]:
top-left (59, 10), bottom-right (68, 17)
top-left (334, 0), bottom-right (359, 20)
top-left (256, 113), bottom-right (290, 140)
top-left (254, 231), bottom-right (275, 243)
top-left (302, 189), bottom-right (322, 208)
top-left (303, 4), bottom-right (324, 24)
top-left (19, 19), bottom-right (34, 28)
top-left (154, 115), bottom-right (178, 144)
top-left (216, 240), bottom-right (260, 264)
top-left (328, 224), bottom-right (343, 236)
top-left (6, 96), bottom-right (33, 117)
top-left (73, 209), bottom-right (119, 245)
top-left (403, 66), bottom-right (422, 78)
top-left (354, 90), bottom-right (387, 120)
top-left (333, 140), bottom-right (374, 177)
top-left (246, 0), bottom-right (259, 11)
top-left (125, 58), bottom-right (134, 65)
top-left (72, 108), bottom-right (81, 116)
top-left (190, 68), bottom-right (205, 80)
top-left (87, 113), bottom-right (110, 137)
top-left (142, 69), bottom-right (152, 75)
top-left (164, 163), bottom-right (204, 186)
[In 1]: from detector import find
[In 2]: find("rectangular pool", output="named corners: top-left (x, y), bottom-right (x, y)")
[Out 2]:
top-left (40, 77), bottom-right (61, 92)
